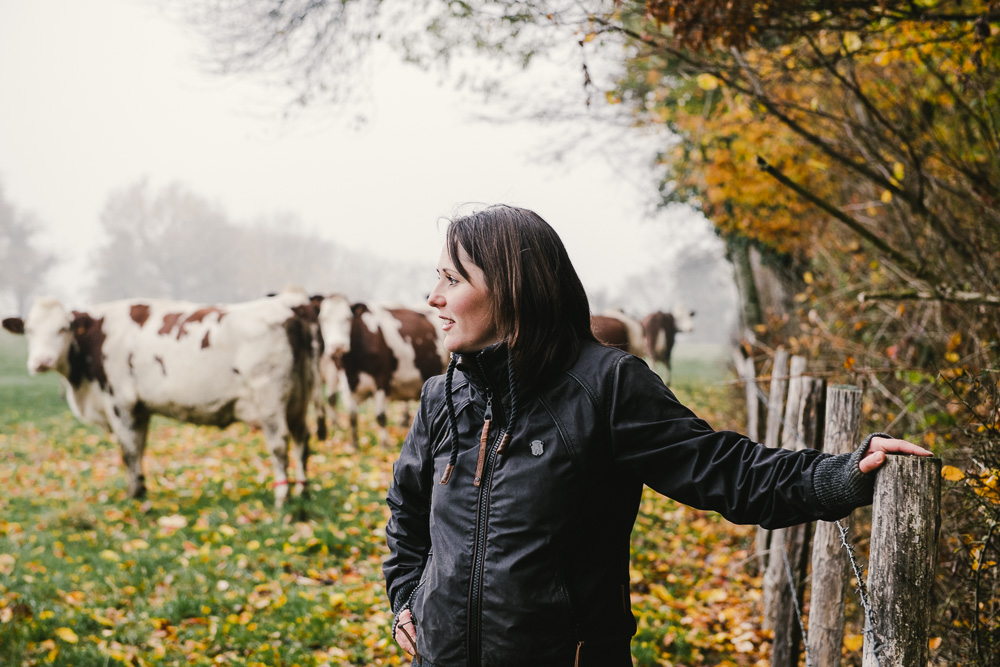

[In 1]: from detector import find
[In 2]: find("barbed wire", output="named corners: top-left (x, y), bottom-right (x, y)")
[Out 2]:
top-left (781, 546), bottom-right (813, 667)
top-left (837, 519), bottom-right (884, 667)
top-left (750, 374), bottom-right (884, 666)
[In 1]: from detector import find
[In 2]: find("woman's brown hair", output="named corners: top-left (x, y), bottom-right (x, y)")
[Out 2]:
top-left (445, 204), bottom-right (595, 385)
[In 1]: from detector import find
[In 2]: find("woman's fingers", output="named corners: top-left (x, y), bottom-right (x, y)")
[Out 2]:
top-left (394, 609), bottom-right (417, 654)
top-left (860, 436), bottom-right (933, 474)
top-left (859, 449), bottom-right (886, 474)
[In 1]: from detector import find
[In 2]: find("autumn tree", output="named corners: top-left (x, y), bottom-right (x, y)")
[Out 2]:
top-left (605, 4), bottom-right (1000, 660)
top-left (0, 180), bottom-right (56, 315)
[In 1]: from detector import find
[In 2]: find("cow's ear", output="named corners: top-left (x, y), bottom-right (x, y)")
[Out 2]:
top-left (2, 317), bottom-right (24, 335)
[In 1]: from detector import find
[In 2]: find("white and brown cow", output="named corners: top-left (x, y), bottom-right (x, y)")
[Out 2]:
top-left (1, 291), bottom-right (320, 506)
top-left (641, 308), bottom-right (695, 384)
top-left (317, 296), bottom-right (448, 448)
top-left (591, 310), bottom-right (646, 358)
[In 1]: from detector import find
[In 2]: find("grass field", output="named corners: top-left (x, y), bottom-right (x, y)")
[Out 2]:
top-left (0, 332), bottom-right (777, 667)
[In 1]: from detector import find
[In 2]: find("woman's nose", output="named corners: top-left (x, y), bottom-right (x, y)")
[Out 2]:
top-left (427, 289), bottom-right (444, 308)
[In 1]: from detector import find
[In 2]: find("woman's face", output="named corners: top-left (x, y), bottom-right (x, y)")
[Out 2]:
top-left (428, 242), bottom-right (500, 354)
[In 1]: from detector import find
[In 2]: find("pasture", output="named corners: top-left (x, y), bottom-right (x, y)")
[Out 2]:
top-left (0, 332), bottom-right (780, 666)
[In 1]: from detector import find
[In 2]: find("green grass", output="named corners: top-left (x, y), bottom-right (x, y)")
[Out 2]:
top-left (0, 415), bottom-right (403, 666)
top-left (657, 342), bottom-right (732, 383)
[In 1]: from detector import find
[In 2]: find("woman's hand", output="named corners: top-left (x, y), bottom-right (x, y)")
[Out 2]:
top-left (859, 436), bottom-right (933, 474)
top-left (394, 608), bottom-right (418, 655)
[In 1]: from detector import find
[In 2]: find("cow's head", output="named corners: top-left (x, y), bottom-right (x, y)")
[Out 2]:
top-left (8, 297), bottom-right (76, 375)
top-left (317, 294), bottom-right (353, 365)
top-left (672, 307), bottom-right (696, 333)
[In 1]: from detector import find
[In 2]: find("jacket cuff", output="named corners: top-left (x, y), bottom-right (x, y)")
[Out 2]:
top-left (813, 432), bottom-right (891, 515)
top-left (391, 580), bottom-right (418, 616)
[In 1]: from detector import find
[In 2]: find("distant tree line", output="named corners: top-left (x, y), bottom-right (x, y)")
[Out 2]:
top-left (89, 178), bottom-right (429, 305)
top-left (0, 181), bottom-right (55, 316)
top-left (0, 177), bottom-right (432, 312)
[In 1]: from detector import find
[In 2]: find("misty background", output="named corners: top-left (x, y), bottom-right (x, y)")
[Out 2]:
top-left (0, 0), bottom-right (739, 343)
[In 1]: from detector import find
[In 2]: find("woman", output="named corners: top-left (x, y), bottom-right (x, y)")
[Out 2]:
top-left (383, 204), bottom-right (930, 667)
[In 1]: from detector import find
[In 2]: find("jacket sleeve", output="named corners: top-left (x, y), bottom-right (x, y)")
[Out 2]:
top-left (606, 354), bottom-right (862, 529)
top-left (383, 381), bottom-right (438, 613)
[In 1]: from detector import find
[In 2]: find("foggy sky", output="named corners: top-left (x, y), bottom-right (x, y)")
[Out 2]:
top-left (0, 0), bottom-right (736, 338)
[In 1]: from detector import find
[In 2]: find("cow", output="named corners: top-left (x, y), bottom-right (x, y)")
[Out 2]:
top-left (591, 310), bottom-right (646, 358)
top-left (317, 296), bottom-right (449, 448)
top-left (1, 290), bottom-right (320, 507)
top-left (641, 308), bottom-right (696, 385)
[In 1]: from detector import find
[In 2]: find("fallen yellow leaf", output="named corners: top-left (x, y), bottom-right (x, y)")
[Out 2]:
top-left (55, 627), bottom-right (79, 643)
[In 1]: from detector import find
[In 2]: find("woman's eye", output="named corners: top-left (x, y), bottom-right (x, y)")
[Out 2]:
top-left (447, 276), bottom-right (459, 286)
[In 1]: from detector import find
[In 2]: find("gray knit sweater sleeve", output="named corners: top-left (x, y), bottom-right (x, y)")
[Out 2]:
top-left (812, 432), bottom-right (891, 514)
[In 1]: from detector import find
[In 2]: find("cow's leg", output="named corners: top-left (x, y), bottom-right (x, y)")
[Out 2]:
top-left (664, 340), bottom-right (675, 386)
top-left (108, 405), bottom-right (150, 499)
top-left (337, 371), bottom-right (360, 451)
top-left (287, 413), bottom-right (310, 499)
top-left (374, 389), bottom-right (389, 446)
top-left (312, 378), bottom-right (328, 442)
top-left (263, 419), bottom-right (291, 508)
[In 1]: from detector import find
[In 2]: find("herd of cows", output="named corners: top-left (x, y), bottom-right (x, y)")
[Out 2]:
top-left (1, 289), bottom-right (693, 506)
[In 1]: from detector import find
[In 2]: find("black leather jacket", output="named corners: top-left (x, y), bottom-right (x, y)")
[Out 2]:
top-left (384, 341), bottom-right (867, 667)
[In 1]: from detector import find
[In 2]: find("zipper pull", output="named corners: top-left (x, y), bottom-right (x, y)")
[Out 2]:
top-left (474, 393), bottom-right (492, 487)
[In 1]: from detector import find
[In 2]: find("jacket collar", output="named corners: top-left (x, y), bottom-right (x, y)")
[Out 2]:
top-left (456, 341), bottom-right (509, 395)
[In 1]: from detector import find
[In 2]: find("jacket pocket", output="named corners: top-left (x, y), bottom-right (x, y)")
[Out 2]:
top-left (409, 551), bottom-right (433, 623)
top-left (554, 561), bottom-right (581, 640)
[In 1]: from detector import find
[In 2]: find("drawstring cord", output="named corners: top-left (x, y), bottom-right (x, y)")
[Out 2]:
top-left (439, 355), bottom-right (460, 485)
top-left (396, 621), bottom-right (420, 663)
top-left (496, 351), bottom-right (518, 455)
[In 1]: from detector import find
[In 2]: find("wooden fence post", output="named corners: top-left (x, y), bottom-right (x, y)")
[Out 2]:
top-left (779, 356), bottom-right (809, 449)
top-left (862, 456), bottom-right (941, 667)
top-left (765, 348), bottom-right (790, 450)
top-left (807, 385), bottom-right (863, 667)
top-left (757, 349), bottom-right (790, 569)
top-left (732, 349), bottom-right (761, 443)
top-left (764, 358), bottom-right (823, 667)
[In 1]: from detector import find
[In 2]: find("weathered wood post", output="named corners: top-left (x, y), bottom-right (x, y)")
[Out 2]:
top-left (765, 358), bottom-right (823, 667)
top-left (758, 349), bottom-right (791, 567)
top-left (807, 385), bottom-right (863, 667)
top-left (732, 348), bottom-right (761, 442)
top-left (862, 455), bottom-right (941, 667)
top-left (765, 348), bottom-right (791, 450)
top-left (779, 355), bottom-right (809, 449)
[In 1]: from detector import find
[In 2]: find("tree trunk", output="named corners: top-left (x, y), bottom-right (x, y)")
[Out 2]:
top-left (727, 234), bottom-right (763, 328)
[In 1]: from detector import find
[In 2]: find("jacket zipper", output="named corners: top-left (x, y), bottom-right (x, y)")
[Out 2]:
top-left (467, 357), bottom-right (506, 667)
top-left (467, 424), bottom-right (506, 667)
top-left (473, 392), bottom-right (492, 487)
